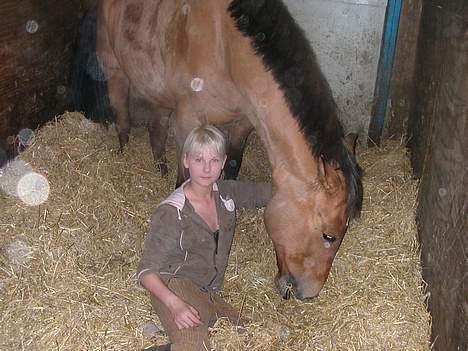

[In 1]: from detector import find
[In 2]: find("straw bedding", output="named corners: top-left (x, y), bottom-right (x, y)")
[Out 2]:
top-left (0, 112), bottom-right (431, 350)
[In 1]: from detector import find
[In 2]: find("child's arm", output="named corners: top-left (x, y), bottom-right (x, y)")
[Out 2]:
top-left (140, 272), bottom-right (202, 329)
top-left (138, 206), bottom-right (202, 329)
top-left (219, 180), bottom-right (272, 208)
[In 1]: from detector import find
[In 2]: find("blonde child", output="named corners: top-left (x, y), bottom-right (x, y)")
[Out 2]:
top-left (138, 125), bottom-right (271, 350)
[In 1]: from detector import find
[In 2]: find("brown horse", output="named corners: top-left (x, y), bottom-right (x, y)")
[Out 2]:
top-left (96, 0), bottom-right (363, 300)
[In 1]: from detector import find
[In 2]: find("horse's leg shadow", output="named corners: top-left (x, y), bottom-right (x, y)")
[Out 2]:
top-left (224, 118), bottom-right (253, 180)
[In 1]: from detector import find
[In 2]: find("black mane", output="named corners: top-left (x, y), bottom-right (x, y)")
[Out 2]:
top-left (228, 0), bottom-right (363, 217)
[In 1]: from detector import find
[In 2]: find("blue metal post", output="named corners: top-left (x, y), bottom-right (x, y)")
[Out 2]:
top-left (368, 0), bottom-right (403, 145)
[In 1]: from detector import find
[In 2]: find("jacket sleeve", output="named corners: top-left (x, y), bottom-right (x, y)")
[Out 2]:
top-left (219, 180), bottom-right (272, 209)
top-left (137, 205), bottom-right (180, 280)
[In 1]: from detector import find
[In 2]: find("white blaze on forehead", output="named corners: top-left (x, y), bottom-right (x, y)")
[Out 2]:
top-left (190, 77), bottom-right (204, 92)
top-left (17, 172), bottom-right (50, 206)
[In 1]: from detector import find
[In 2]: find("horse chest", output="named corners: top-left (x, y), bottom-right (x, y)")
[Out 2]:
top-left (118, 56), bottom-right (171, 104)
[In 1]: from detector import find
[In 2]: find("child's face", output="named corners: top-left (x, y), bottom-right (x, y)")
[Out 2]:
top-left (183, 147), bottom-right (226, 187)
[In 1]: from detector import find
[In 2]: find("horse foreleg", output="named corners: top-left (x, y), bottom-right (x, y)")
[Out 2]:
top-left (106, 71), bottom-right (130, 151)
top-left (174, 104), bottom-right (200, 188)
top-left (96, 10), bottom-right (130, 152)
top-left (224, 118), bottom-right (253, 179)
top-left (128, 87), bottom-right (171, 176)
top-left (148, 109), bottom-right (171, 177)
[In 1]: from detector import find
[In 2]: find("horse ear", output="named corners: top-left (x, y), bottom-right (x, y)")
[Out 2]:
top-left (317, 155), bottom-right (332, 190)
top-left (343, 132), bottom-right (358, 157)
top-left (317, 154), bottom-right (327, 179)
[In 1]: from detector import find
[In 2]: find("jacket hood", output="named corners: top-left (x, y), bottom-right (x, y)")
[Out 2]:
top-left (159, 180), bottom-right (219, 211)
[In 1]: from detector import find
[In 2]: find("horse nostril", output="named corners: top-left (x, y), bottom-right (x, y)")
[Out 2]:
top-left (275, 274), bottom-right (297, 300)
top-left (284, 282), bottom-right (293, 299)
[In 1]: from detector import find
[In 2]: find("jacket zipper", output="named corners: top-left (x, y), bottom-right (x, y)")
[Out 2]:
top-left (208, 230), bottom-right (220, 287)
top-left (213, 230), bottom-right (219, 255)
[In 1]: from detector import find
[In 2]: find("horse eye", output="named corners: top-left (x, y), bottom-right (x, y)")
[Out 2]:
top-left (322, 233), bottom-right (336, 242)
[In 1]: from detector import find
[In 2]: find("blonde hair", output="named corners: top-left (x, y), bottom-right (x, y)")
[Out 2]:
top-left (182, 125), bottom-right (226, 158)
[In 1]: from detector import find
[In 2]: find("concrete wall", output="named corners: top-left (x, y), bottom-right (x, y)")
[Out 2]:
top-left (284, 0), bottom-right (388, 140)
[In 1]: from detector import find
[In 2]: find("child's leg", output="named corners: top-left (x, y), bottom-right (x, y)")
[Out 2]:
top-left (211, 294), bottom-right (244, 326)
top-left (151, 278), bottom-right (216, 351)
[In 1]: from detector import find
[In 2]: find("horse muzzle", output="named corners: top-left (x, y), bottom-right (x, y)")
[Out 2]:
top-left (275, 273), bottom-right (322, 300)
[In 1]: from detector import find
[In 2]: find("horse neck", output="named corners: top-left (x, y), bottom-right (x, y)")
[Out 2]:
top-left (226, 27), bottom-right (328, 189)
top-left (251, 79), bottom-right (320, 189)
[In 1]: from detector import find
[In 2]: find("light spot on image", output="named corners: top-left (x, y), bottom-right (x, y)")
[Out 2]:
top-left (275, 324), bottom-right (290, 340)
top-left (6, 135), bottom-right (16, 145)
top-left (5, 240), bottom-right (33, 267)
top-left (17, 128), bottom-right (35, 148)
top-left (0, 160), bottom-right (33, 196)
top-left (87, 55), bottom-right (108, 81)
top-left (141, 321), bottom-right (163, 338)
top-left (17, 172), bottom-right (50, 206)
top-left (25, 20), bottom-right (39, 34)
top-left (107, 122), bottom-right (119, 138)
top-left (190, 77), bottom-right (204, 92)
top-left (239, 14), bottom-right (249, 28)
top-left (56, 85), bottom-right (67, 96)
top-left (438, 187), bottom-right (447, 197)
top-left (182, 3), bottom-right (191, 15)
top-left (79, 116), bottom-right (99, 133)
top-left (255, 32), bottom-right (266, 42)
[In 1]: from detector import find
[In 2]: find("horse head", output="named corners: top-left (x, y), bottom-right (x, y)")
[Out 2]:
top-left (265, 137), bottom-right (362, 300)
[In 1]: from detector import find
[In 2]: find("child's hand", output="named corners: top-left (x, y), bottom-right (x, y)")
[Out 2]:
top-left (167, 297), bottom-right (202, 330)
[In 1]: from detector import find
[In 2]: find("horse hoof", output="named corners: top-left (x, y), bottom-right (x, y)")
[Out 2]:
top-left (118, 132), bottom-right (130, 152)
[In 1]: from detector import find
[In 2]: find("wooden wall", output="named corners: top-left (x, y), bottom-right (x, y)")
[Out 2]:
top-left (407, 0), bottom-right (467, 349)
top-left (386, 0), bottom-right (422, 138)
top-left (0, 0), bottom-right (84, 165)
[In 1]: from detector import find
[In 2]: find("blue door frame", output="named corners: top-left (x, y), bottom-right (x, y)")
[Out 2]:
top-left (368, 0), bottom-right (403, 145)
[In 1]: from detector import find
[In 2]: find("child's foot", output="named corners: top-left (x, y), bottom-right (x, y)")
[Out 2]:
top-left (143, 343), bottom-right (171, 351)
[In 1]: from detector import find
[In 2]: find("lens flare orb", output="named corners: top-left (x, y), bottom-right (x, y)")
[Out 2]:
top-left (16, 172), bottom-right (50, 206)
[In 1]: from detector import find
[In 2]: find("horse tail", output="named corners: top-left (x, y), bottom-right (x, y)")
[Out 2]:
top-left (69, 6), bottom-right (113, 123)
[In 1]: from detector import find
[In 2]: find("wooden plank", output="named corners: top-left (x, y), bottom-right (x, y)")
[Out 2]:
top-left (409, 0), bottom-right (468, 349)
top-left (386, 0), bottom-right (422, 138)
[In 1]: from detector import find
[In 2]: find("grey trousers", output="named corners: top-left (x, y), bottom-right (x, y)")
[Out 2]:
top-left (150, 278), bottom-right (241, 351)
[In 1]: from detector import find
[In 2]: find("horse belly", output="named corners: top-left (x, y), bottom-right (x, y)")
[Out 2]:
top-left (123, 59), bottom-right (173, 108)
